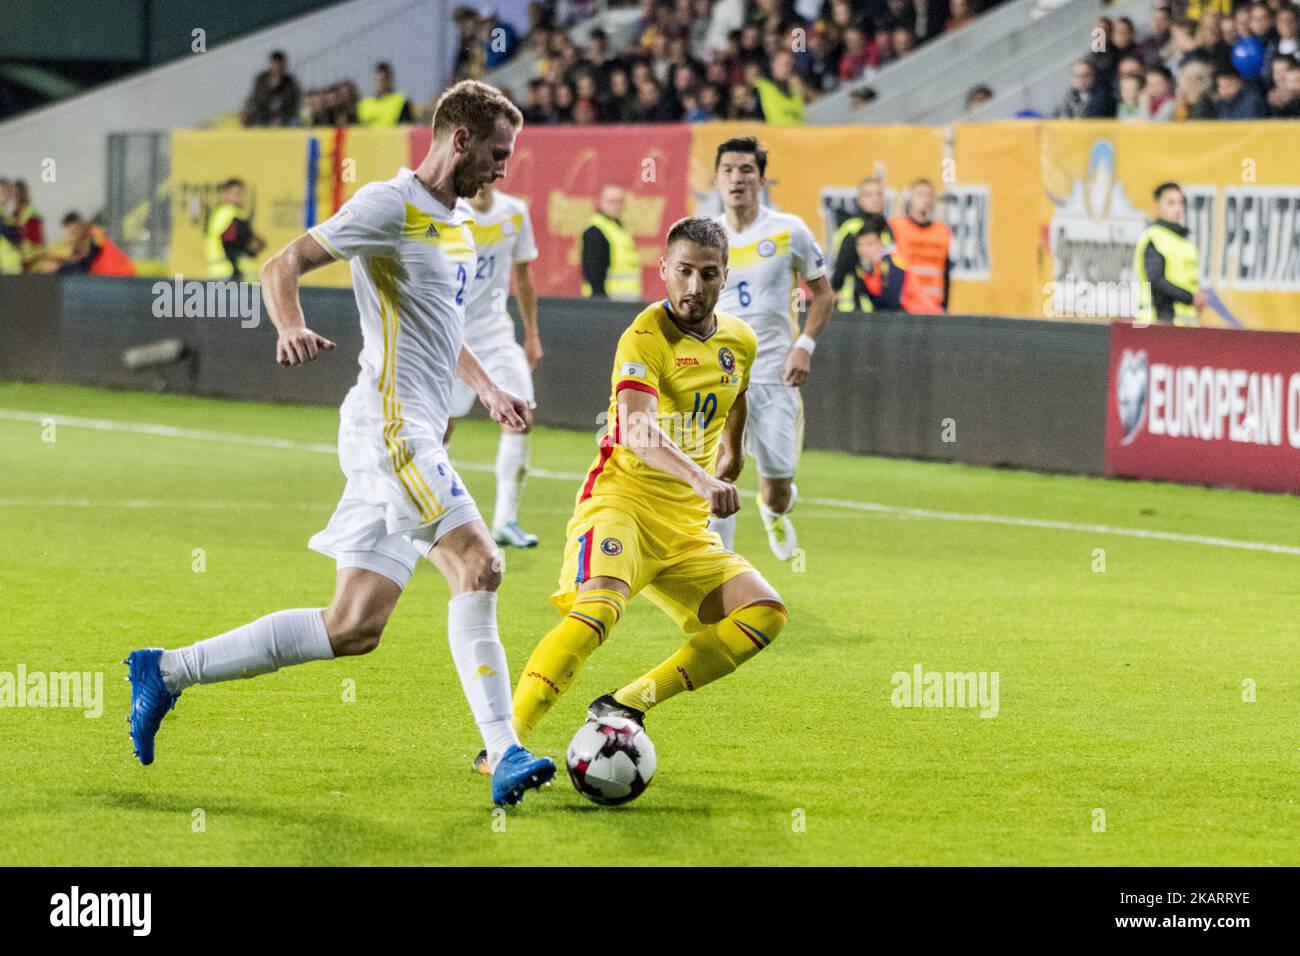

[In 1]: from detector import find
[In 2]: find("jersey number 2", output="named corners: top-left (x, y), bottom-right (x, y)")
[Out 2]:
top-left (455, 263), bottom-right (467, 305)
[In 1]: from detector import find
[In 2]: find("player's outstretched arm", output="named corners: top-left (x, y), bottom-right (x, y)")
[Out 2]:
top-left (618, 387), bottom-right (739, 518)
top-left (260, 233), bottom-right (338, 367)
top-left (457, 344), bottom-right (531, 431)
top-left (512, 261), bottom-right (542, 369)
top-left (783, 274), bottom-right (836, 387)
top-left (713, 389), bottom-right (747, 483)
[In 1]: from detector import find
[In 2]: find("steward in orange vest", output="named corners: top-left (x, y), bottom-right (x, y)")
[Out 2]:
top-left (888, 178), bottom-right (951, 309)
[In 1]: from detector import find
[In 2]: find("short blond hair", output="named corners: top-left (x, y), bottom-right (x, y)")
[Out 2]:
top-left (432, 80), bottom-right (523, 141)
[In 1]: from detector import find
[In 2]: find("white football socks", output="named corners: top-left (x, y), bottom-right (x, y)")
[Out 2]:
top-left (447, 590), bottom-right (520, 769)
top-left (709, 513), bottom-right (737, 551)
top-left (492, 431), bottom-right (529, 530)
top-left (159, 608), bottom-right (334, 693)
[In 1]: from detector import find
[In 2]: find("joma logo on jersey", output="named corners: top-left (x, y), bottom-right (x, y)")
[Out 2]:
top-left (675, 357), bottom-right (699, 367)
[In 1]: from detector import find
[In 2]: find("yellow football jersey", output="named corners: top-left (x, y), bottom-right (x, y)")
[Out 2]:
top-left (577, 299), bottom-right (758, 524)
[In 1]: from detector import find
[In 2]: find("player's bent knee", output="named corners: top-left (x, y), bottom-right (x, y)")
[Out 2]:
top-left (733, 599), bottom-right (788, 651)
top-left (461, 544), bottom-right (504, 593)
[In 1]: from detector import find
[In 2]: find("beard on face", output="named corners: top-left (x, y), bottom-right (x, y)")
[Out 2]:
top-left (451, 161), bottom-right (484, 199)
top-left (674, 293), bottom-right (715, 327)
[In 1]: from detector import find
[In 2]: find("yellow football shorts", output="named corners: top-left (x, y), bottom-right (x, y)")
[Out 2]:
top-left (551, 493), bottom-right (757, 634)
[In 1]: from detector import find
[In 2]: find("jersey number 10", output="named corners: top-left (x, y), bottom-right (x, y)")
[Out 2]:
top-left (691, 391), bottom-right (718, 430)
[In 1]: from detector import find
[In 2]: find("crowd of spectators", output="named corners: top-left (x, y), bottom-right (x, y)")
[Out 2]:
top-left (1052, 2), bottom-right (1300, 121)
top-left (235, 1), bottom-right (1300, 129)
top-left (455, 0), bottom-right (1005, 125)
top-left (240, 52), bottom-right (420, 128)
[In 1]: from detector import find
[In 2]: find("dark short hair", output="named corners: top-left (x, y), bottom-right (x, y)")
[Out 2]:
top-left (665, 216), bottom-right (729, 260)
top-left (1153, 181), bottom-right (1183, 200)
top-left (376, 61), bottom-right (393, 74)
top-left (1214, 67), bottom-right (1241, 83)
top-left (219, 178), bottom-right (246, 191)
top-left (714, 136), bottom-right (767, 177)
top-left (62, 211), bottom-right (84, 226)
top-left (856, 213), bottom-right (889, 238)
top-left (270, 50), bottom-right (286, 64)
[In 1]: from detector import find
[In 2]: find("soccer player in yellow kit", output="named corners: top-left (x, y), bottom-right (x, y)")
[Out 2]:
top-left (472, 217), bottom-right (788, 767)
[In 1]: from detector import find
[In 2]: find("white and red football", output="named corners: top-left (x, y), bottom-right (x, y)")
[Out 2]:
top-left (566, 716), bottom-right (657, 806)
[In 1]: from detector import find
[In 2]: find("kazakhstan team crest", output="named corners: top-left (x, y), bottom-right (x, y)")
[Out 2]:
top-left (757, 239), bottom-right (777, 258)
top-left (717, 347), bottom-right (736, 375)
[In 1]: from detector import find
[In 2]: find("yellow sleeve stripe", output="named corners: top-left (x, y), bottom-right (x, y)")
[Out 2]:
top-left (310, 228), bottom-right (344, 261)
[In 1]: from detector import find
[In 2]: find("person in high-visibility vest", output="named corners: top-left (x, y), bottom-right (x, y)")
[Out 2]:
top-left (753, 49), bottom-right (806, 125)
top-left (581, 185), bottom-right (641, 300)
top-left (847, 220), bottom-right (942, 315)
top-left (356, 62), bottom-right (414, 128)
top-left (205, 179), bottom-right (265, 280)
top-left (0, 179), bottom-right (22, 276)
top-left (1133, 181), bottom-right (1206, 326)
top-left (888, 178), bottom-right (951, 310)
top-left (12, 180), bottom-right (46, 272)
top-left (830, 177), bottom-right (892, 312)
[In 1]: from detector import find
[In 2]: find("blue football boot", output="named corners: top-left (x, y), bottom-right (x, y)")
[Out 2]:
top-left (490, 744), bottom-right (556, 806)
top-left (125, 648), bottom-right (180, 766)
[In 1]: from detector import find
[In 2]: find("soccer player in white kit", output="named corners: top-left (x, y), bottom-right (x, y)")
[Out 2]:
top-left (123, 81), bottom-right (557, 807)
top-left (708, 136), bottom-right (836, 561)
top-left (445, 182), bottom-right (542, 549)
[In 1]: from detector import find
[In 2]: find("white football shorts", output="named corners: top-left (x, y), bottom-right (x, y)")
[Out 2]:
top-left (743, 382), bottom-right (804, 480)
top-left (450, 340), bottom-right (535, 419)
top-left (309, 415), bottom-right (481, 589)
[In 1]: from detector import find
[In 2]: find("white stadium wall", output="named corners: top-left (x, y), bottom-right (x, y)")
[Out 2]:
top-left (0, 0), bottom-right (457, 228)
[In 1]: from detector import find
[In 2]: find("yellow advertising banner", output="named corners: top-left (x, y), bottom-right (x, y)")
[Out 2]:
top-left (170, 121), bottom-right (1300, 328)
top-left (1037, 120), bottom-right (1300, 330)
top-left (170, 128), bottom-right (408, 287)
top-left (948, 121), bottom-right (1041, 317)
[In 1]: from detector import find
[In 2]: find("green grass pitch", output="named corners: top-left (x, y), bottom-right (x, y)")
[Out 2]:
top-left (1, 380), bottom-right (1297, 866)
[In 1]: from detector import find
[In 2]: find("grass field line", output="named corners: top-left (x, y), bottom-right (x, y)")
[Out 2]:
top-left (4, 408), bottom-right (1299, 557)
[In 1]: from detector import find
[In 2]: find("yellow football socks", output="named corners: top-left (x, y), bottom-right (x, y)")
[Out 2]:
top-left (511, 588), bottom-right (627, 739)
top-left (613, 600), bottom-right (787, 711)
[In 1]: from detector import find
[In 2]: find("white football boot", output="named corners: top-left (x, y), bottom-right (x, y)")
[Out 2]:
top-left (759, 485), bottom-right (798, 561)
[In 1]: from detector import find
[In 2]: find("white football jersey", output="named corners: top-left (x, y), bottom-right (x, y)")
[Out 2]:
top-left (310, 166), bottom-right (476, 445)
top-left (463, 190), bottom-right (538, 353)
top-left (713, 207), bottom-right (826, 384)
